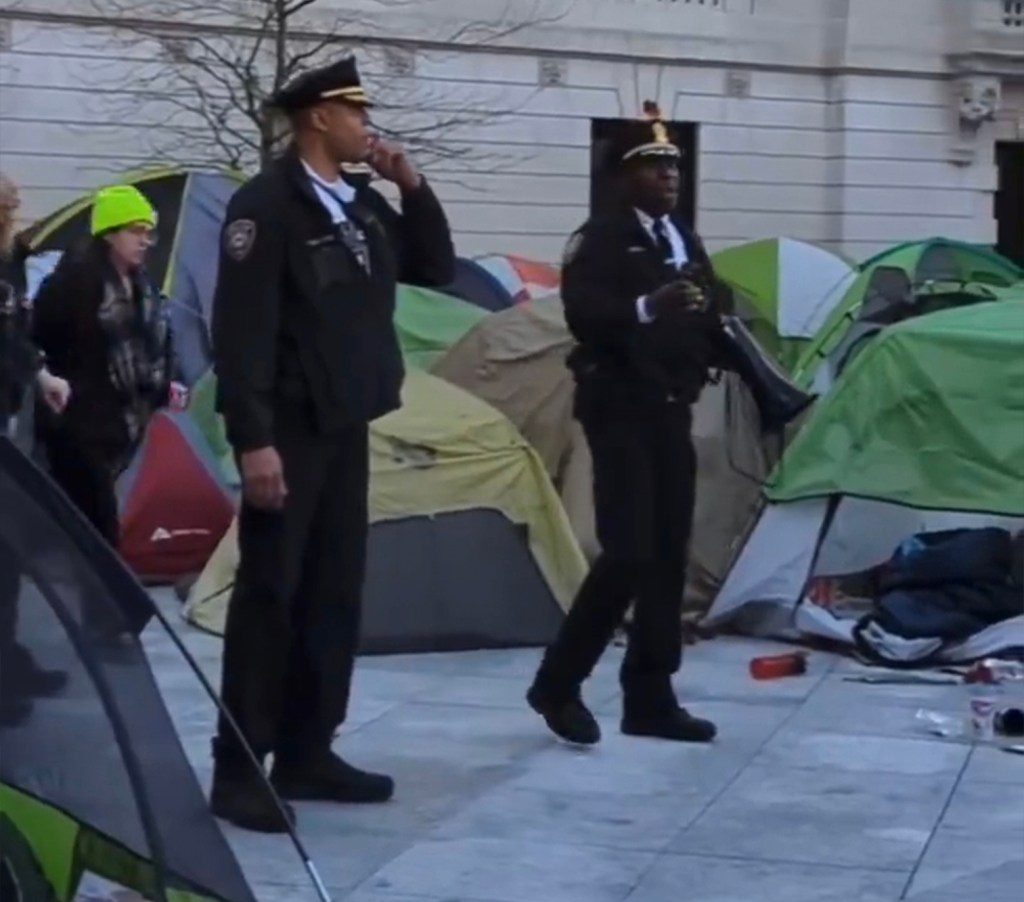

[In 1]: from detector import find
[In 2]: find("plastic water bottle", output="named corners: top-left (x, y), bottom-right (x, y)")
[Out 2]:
top-left (965, 661), bottom-right (1009, 741)
top-left (968, 681), bottom-right (1002, 740)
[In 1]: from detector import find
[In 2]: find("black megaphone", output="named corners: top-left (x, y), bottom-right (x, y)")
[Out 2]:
top-left (719, 315), bottom-right (816, 434)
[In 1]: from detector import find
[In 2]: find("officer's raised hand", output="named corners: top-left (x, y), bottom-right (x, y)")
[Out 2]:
top-left (366, 136), bottom-right (422, 191)
top-left (240, 446), bottom-right (288, 510)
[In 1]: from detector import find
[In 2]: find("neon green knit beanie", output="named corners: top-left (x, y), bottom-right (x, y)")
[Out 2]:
top-left (89, 185), bottom-right (157, 236)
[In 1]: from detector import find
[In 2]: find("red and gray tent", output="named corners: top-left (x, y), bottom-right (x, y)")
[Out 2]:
top-left (117, 410), bottom-right (236, 584)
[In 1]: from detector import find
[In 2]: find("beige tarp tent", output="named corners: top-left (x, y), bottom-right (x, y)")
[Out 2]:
top-left (431, 297), bottom-right (776, 614)
top-left (185, 369), bottom-right (588, 652)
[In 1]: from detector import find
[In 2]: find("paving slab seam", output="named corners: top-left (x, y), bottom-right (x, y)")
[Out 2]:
top-left (674, 652), bottom-right (837, 828)
top-left (342, 891), bottom-right (493, 902)
top-left (336, 704), bottom-right (407, 738)
top-left (897, 738), bottom-right (975, 900)
top-left (640, 848), bottom-right (915, 874)
top-left (407, 687), bottom-right (626, 714)
top-left (625, 655), bottom-right (839, 891)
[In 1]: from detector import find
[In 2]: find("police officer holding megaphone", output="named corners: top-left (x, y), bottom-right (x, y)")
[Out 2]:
top-left (525, 102), bottom-right (813, 747)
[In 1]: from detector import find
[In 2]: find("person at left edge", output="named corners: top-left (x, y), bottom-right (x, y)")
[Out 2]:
top-left (209, 55), bottom-right (455, 833)
top-left (1, 170), bottom-right (70, 727)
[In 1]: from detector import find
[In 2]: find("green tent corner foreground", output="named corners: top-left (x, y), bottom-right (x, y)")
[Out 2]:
top-left (0, 437), bottom-right (255, 902)
top-left (704, 297), bottom-right (1024, 654)
top-left (0, 786), bottom-right (211, 902)
top-left (711, 237), bottom-right (856, 370)
top-left (792, 237), bottom-right (1023, 386)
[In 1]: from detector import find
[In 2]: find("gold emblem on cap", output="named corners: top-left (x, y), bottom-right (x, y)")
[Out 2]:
top-left (642, 100), bottom-right (669, 144)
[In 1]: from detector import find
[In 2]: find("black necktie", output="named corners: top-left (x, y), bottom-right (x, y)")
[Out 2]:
top-left (652, 218), bottom-right (675, 268)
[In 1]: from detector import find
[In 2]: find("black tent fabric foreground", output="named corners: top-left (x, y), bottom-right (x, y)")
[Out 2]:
top-left (0, 438), bottom-right (254, 902)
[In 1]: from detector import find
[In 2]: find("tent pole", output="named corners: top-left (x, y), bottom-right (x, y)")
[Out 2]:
top-left (788, 494), bottom-right (842, 631)
top-left (143, 589), bottom-right (333, 902)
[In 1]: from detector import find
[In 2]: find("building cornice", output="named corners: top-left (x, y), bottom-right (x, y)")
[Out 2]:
top-left (3, 3), bottom-right (1020, 83)
top-left (948, 51), bottom-right (1024, 82)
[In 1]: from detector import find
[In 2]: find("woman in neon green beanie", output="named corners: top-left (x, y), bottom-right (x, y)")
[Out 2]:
top-left (31, 183), bottom-right (177, 636)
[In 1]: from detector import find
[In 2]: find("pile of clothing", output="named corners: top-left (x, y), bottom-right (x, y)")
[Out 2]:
top-left (853, 527), bottom-right (1024, 666)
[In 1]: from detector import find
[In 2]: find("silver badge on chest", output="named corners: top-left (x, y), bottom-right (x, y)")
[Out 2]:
top-left (338, 221), bottom-right (371, 274)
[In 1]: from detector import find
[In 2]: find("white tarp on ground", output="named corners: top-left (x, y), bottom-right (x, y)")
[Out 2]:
top-left (705, 496), bottom-right (1024, 662)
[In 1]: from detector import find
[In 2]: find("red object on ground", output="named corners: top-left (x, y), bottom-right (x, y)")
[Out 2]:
top-left (749, 652), bottom-right (808, 680)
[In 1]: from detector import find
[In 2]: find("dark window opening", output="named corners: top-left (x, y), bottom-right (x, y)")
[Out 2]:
top-left (995, 141), bottom-right (1024, 267)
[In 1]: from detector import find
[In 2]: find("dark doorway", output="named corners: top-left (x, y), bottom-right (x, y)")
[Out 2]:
top-left (995, 141), bottom-right (1024, 266)
top-left (589, 118), bottom-right (698, 225)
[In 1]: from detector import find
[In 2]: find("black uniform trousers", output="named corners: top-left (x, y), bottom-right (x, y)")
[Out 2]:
top-left (535, 384), bottom-right (696, 710)
top-left (218, 404), bottom-right (369, 763)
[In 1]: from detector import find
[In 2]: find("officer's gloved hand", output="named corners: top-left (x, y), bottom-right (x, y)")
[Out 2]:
top-left (646, 280), bottom-right (705, 319)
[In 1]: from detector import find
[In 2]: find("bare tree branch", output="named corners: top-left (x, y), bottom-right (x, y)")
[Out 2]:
top-left (78, 0), bottom-right (572, 173)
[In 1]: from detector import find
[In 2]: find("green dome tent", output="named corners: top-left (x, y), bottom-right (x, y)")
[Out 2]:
top-left (800, 279), bottom-right (1023, 394)
top-left (704, 295), bottom-right (1024, 658)
top-left (394, 283), bottom-right (489, 370)
top-left (710, 238), bottom-right (856, 370)
top-left (791, 238), bottom-right (1023, 388)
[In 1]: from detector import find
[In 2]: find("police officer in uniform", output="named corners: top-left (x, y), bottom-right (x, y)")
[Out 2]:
top-left (526, 103), bottom-right (731, 746)
top-left (209, 57), bottom-right (455, 832)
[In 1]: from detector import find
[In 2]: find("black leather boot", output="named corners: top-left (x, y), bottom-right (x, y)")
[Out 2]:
top-left (621, 703), bottom-right (717, 743)
top-left (526, 683), bottom-right (601, 745)
top-left (210, 738), bottom-right (295, 833)
top-left (271, 748), bottom-right (394, 804)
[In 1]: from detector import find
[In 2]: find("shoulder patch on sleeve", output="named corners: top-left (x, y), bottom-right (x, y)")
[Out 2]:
top-left (223, 218), bottom-right (257, 261)
top-left (562, 230), bottom-right (584, 266)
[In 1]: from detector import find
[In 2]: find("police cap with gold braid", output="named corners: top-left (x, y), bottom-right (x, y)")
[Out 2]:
top-left (268, 55), bottom-right (373, 113)
top-left (611, 100), bottom-right (681, 168)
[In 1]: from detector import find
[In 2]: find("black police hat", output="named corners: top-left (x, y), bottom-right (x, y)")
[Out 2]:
top-left (608, 101), bottom-right (681, 170)
top-left (268, 55), bottom-right (373, 113)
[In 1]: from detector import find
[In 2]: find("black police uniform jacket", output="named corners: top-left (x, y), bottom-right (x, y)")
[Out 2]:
top-left (561, 207), bottom-right (733, 406)
top-left (211, 147), bottom-right (455, 452)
